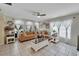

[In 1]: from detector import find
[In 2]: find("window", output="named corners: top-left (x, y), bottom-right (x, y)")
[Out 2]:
top-left (53, 25), bottom-right (58, 33)
top-left (67, 25), bottom-right (71, 39)
top-left (50, 20), bottom-right (72, 39)
top-left (59, 24), bottom-right (66, 38)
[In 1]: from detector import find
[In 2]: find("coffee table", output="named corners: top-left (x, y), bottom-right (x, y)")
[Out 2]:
top-left (31, 39), bottom-right (49, 52)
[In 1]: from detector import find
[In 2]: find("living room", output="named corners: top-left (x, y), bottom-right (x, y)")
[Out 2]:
top-left (0, 3), bottom-right (79, 56)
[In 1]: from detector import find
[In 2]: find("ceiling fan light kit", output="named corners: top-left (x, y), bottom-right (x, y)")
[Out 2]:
top-left (37, 16), bottom-right (40, 18)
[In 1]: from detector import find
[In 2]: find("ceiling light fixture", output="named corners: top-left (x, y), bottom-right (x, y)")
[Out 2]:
top-left (32, 12), bottom-right (46, 18)
top-left (37, 16), bottom-right (40, 18)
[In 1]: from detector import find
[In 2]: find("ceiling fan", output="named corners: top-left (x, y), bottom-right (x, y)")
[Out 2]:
top-left (32, 12), bottom-right (46, 18)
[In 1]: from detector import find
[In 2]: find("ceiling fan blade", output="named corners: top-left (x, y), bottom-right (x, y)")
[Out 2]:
top-left (5, 3), bottom-right (12, 6)
top-left (40, 14), bottom-right (46, 16)
top-left (37, 12), bottom-right (40, 16)
top-left (24, 9), bottom-right (38, 14)
top-left (32, 12), bottom-right (39, 16)
top-left (31, 11), bottom-right (46, 16)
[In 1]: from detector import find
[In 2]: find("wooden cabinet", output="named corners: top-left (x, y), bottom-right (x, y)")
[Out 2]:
top-left (6, 36), bottom-right (15, 44)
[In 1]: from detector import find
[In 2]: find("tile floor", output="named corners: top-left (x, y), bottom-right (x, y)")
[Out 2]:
top-left (0, 40), bottom-right (78, 56)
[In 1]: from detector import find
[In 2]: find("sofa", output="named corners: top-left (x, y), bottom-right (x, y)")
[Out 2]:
top-left (18, 31), bottom-right (49, 42)
top-left (18, 32), bottom-right (37, 42)
top-left (42, 31), bottom-right (49, 38)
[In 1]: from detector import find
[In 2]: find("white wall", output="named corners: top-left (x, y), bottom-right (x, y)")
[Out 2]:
top-left (71, 17), bottom-right (79, 47)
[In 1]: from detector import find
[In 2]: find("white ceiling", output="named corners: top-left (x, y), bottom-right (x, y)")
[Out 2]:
top-left (0, 3), bottom-right (79, 21)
